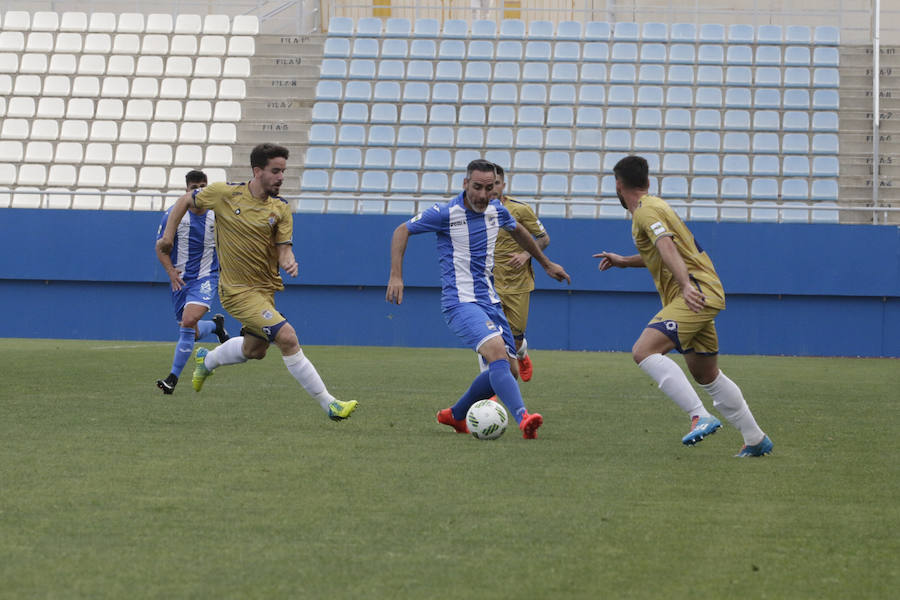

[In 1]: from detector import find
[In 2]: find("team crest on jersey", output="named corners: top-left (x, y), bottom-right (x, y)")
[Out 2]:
top-left (487, 215), bottom-right (497, 227)
top-left (485, 320), bottom-right (496, 331)
top-left (262, 309), bottom-right (273, 320)
top-left (411, 212), bottom-right (423, 223)
top-left (268, 213), bottom-right (276, 226)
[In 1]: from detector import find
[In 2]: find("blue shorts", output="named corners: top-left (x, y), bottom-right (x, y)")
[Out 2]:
top-left (172, 275), bottom-right (218, 321)
top-left (443, 302), bottom-right (516, 358)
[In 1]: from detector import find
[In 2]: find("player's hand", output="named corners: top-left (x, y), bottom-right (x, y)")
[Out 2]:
top-left (156, 237), bottom-right (173, 255)
top-left (593, 251), bottom-right (626, 271)
top-left (168, 270), bottom-right (185, 291)
top-left (280, 256), bottom-right (299, 277)
top-left (507, 251), bottom-right (530, 269)
top-left (386, 276), bottom-right (404, 304)
top-left (682, 285), bottom-right (706, 313)
top-left (544, 262), bottom-right (571, 284)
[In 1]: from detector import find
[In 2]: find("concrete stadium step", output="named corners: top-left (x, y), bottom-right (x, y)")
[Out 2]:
top-left (240, 98), bottom-right (311, 121)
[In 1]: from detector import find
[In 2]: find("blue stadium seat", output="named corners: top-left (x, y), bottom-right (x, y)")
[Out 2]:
top-left (352, 38), bottom-right (380, 59)
top-left (783, 89), bottom-right (810, 110)
top-left (607, 85), bottom-right (634, 105)
top-left (424, 149), bottom-right (451, 171)
top-left (328, 17), bottom-right (353, 36)
top-left (464, 62), bottom-right (492, 82)
top-left (637, 86), bottom-right (664, 107)
top-left (613, 21), bottom-right (640, 42)
top-left (668, 65), bottom-right (694, 85)
top-left (500, 19), bottom-right (526, 40)
top-left (665, 108), bottom-right (691, 129)
top-left (691, 177), bottom-right (718, 199)
top-left (510, 173), bottom-right (538, 196)
top-left (540, 151), bottom-right (568, 172)
top-left (363, 148), bottom-right (392, 170)
top-left (458, 105), bottom-right (485, 125)
top-left (373, 81), bottom-right (401, 103)
top-left (308, 124), bottom-right (336, 145)
top-left (811, 202), bottom-right (840, 224)
top-left (344, 81), bottom-right (372, 102)
top-left (360, 171), bottom-right (389, 193)
top-left (697, 66), bottom-right (723, 86)
top-left (311, 102), bottom-right (339, 123)
top-left (754, 89), bottom-right (782, 109)
top-left (471, 20), bottom-right (497, 39)
top-left (749, 201), bottom-right (779, 223)
top-left (571, 175), bottom-right (599, 196)
top-left (556, 21), bottom-right (582, 41)
top-left (635, 131), bottom-right (661, 151)
top-left (813, 90), bottom-right (839, 110)
top-left (812, 134), bottom-right (839, 155)
top-left (367, 125), bottom-right (395, 147)
top-left (720, 200), bottom-right (749, 222)
top-left (572, 107), bottom-right (601, 128)
top-left (812, 156), bottom-right (839, 177)
top-left (602, 152), bottom-right (629, 172)
top-left (467, 40), bottom-right (494, 61)
top-left (605, 107), bottom-right (632, 128)
top-left (515, 107), bottom-right (543, 127)
top-left (435, 61), bottom-right (462, 82)
top-left (600, 175), bottom-right (617, 197)
top-left (520, 84), bottom-right (547, 105)
top-left (450, 172), bottom-right (465, 191)
top-left (528, 20), bottom-right (554, 40)
top-left (356, 17), bottom-right (382, 37)
top-left (666, 87), bottom-right (693, 107)
top-left (694, 131), bottom-right (721, 153)
top-left (697, 88), bottom-right (724, 108)
top-left (341, 103), bottom-right (368, 124)
top-left (604, 130), bottom-right (631, 151)
top-left (323, 37), bottom-right (350, 58)
top-left (462, 83), bottom-right (489, 104)
top-left (750, 177), bottom-right (779, 200)
top-left (315, 80), bottom-right (343, 101)
top-left (782, 156), bottom-right (810, 177)
top-left (609, 65), bottom-right (636, 84)
top-left (726, 45), bottom-right (753, 65)
top-left (752, 133), bottom-right (780, 154)
top-left (541, 174), bottom-right (568, 195)
top-left (757, 25), bottom-right (782, 45)
top-left (491, 83), bottom-right (517, 104)
top-left (751, 155), bottom-right (780, 176)
top-left (698, 45), bottom-right (724, 65)
top-left (549, 84), bottom-right (576, 105)
top-left (337, 125), bottom-right (365, 146)
top-left (522, 41), bottom-right (551, 63)
top-left (487, 105), bottom-right (515, 126)
top-left (397, 125), bottom-right (425, 147)
top-left (663, 154), bottom-right (690, 174)
top-left (663, 131), bottom-right (690, 152)
top-left (377, 60), bottom-right (404, 80)
top-left (670, 23), bottom-right (697, 43)
top-left (783, 111), bottom-right (810, 131)
top-left (543, 129), bottom-right (571, 149)
top-left (348, 59), bottom-right (376, 80)
top-left (497, 41), bottom-right (523, 61)
top-left (814, 25), bottom-right (840, 45)
top-left (485, 127), bottom-right (513, 149)
top-left (583, 42), bottom-right (609, 62)
top-left (635, 108), bottom-right (662, 129)
top-left (405, 61), bottom-right (432, 81)
top-left (571, 152), bottom-right (599, 172)
top-left (432, 82), bottom-right (459, 103)
top-left (426, 126), bottom-right (454, 148)
top-left (455, 127), bottom-right (483, 148)
top-left (575, 129), bottom-right (602, 150)
top-left (576, 85), bottom-right (604, 106)
top-left (640, 43), bottom-right (667, 64)
top-left (785, 68), bottom-right (811, 87)
top-left (452, 150), bottom-right (479, 170)
top-left (301, 169), bottom-right (329, 191)
top-left (394, 149), bottom-right (422, 171)
top-left (390, 172), bottom-right (418, 194)
top-left (548, 106), bottom-right (574, 127)
top-left (781, 178), bottom-right (809, 201)
top-left (755, 67), bottom-right (781, 87)
top-left (721, 177), bottom-right (748, 200)
top-left (723, 132), bottom-right (750, 153)
top-left (304, 147), bottom-right (332, 168)
top-left (331, 170), bottom-right (359, 193)
top-left (384, 17), bottom-right (411, 37)
top-left (402, 82), bottom-right (430, 103)
top-left (786, 25), bottom-right (811, 45)
top-left (814, 68), bottom-right (840, 88)
top-left (699, 23), bottom-right (725, 43)
top-left (514, 150), bottom-right (541, 172)
top-left (485, 150), bottom-right (511, 170)
top-left (381, 39), bottom-right (408, 60)
top-left (438, 19), bottom-right (465, 39)
top-left (694, 110), bottom-right (721, 130)
top-left (580, 63), bottom-right (606, 83)
top-left (639, 65), bottom-right (665, 85)
top-left (722, 154), bottom-right (750, 176)
top-left (611, 42), bottom-right (637, 62)
top-left (692, 154), bottom-right (719, 175)
top-left (775, 156), bottom-right (809, 177)
top-left (812, 179), bottom-right (839, 202)
top-left (753, 110), bottom-right (780, 131)
top-left (437, 39), bottom-right (465, 61)
top-left (520, 62), bottom-right (548, 82)
top-left (755, 46), bottom-right (781, 66)
top-left (554, 41), bottom-right (581, 62)
top-left (813, 47), bottom-right (839, 67)
top-left (668, 44), bottom-right (695, 64)
top-left (784, 46), bottom-right (811, 66)
top-left (661, 176), bottom-right (689, 198)
top-left (551, 63), bottom-right (578, 83)
top-left (726, 67), bottom-right (753, 87)
top-left (724, 110), bottom-right (750, 130)
top-left (642, 22), bottom-right (668, 42)
top-left (728, 24), bottom-right (754, 44)
top-left (584, 21), bottom-right (611, 41)
top-left (420, 173), bottom-right (448, 194)
top-left (320, 59), bottom-right (346, 79)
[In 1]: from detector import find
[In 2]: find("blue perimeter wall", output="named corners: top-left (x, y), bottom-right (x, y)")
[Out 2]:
top-left (1, 209), bottom-right (898, 357)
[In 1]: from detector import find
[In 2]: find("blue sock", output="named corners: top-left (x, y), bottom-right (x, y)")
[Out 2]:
top-left (170, 327), bottom-right (196, 377)
top-left (450, 369), bottom-right (494, 421)
top-left (488, 360), bottom-right (527, 424)
top-left (196, 320), bottom-right (216, 340)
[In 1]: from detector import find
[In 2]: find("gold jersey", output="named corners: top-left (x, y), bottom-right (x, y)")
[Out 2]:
top-left (192, 181), bottom-right (293, 294)
top-left (493, 196), bottom-right (547, 294)
top-left (631, 194), bottom-right (725, 309)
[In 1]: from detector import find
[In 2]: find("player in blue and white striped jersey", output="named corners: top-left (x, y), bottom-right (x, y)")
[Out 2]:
top-left (155, 170), bottom-right (230, 394)
top-left (387, 159), bottom-right (571, 439)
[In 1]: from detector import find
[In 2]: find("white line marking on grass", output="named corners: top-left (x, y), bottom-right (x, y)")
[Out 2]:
top-left (89, 344), bottom-right (170, 350)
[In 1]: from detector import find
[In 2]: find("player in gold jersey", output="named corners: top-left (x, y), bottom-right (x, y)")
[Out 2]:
top-left (594, 156), bottom-right (772, 457)
top-left (487, 165), bottom-right (549, 382)
top-left (156, 143), bottom-right (357, 421)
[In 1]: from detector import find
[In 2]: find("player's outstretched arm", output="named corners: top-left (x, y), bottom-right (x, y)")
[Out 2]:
top-left (510, 223), bottom-right (571, 284)
top-left (277, 243), bottom-right (299, 277)
top-left (156, 193), bottom-right (192, 255)
top-left (593, 251), bottom-right (645, 270)
top-left (386, 224), bottom-right (410, 304)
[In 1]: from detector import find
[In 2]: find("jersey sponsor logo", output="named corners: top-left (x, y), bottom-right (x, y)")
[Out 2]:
top-left (450, 218), bottom-right (467, 227)
top-left (485, 320), bottom-right (496, 331)
top-left (650, 221), bottom-right (667, 236)
top-left (262, 309), bottom-right (273, 320)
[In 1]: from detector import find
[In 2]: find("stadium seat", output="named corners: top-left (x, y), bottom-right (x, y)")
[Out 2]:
top-left (720, 154), bottom-right (750, 176)
top-left (784, 46), bottom-right (811, 66)
top-left (467, 40), bottom-right (494, 61)
top-left (579, 85), bottom-right (605, 105)
top-left (420, 173), bottom-right (448, 194)
top-left (582, 42), bottom-right (608, 62)
top-left (783, 89), bottom-right (810, 110)
top-left (668, 44), bottom-right (694, 64)
top-left (543, 129), bottom-right (572, 150)
top-left (510, 174), bottom-right (538, 196)
top-left (811, 202), bottom-right (840, 224)
top-left (634, 131), bottom-right (661, 152)
top-left (607, 85), bottom-right (634, 105)
top-left (667, 65), bottom-right (694, 86)
top-left (520, 62), bottom-right (548, 82)
top-left (663, 131), bottom-right (691, 153)
top-left (754, 89), bottom-right (782, 109)
top-left (663, 154), bottom-right (690, 175)
top-left (605, 108), bottom-right (632, 128)
top-left (692, 154), bottom-right (720, 176)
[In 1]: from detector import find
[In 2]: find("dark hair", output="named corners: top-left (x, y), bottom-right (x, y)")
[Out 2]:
top-left (613, 155), bottom-right (650, 190)
top-left (466, 159), bottom-right (497, 179)
top-left (185, 170), bottom-right (207, 185)
top-left (493, 164), bottom-right (505, 180)
top-left (250, 143), bottom-right (290, 170)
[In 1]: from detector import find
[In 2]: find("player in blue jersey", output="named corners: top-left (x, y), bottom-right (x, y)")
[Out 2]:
top-left (155, 170), bottom-right (230, 394)
top-left (386, 159), bottom-right (571, 439)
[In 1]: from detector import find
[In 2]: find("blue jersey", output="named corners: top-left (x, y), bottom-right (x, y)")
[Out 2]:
top-left (406, 192), bottom-right (517, 310)
top-left (157, 207), bottom-right (218, 281)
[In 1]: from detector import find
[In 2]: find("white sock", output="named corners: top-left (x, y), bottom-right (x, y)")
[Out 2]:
top-left (283, 349), bottom-right (335, 411)
top-left (639, 354), bottom-right (710, 419)
top-left (517, 337), bottom-right (528, 359)
top-left (204, 336), bottom-right (248, 370)
top-left (701, 370), bottom-right (766, 446)
top-left (476, 352), bottom-right (489, 373)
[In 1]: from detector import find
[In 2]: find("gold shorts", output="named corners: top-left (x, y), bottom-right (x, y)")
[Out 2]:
top-left (220, 288), bottom-right (286, 341)
top-left (648, 297), bottom-right (720, 355)
top-left (499, 291), bottom-right (531, 338)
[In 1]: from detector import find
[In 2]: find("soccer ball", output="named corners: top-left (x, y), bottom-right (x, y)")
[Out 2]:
top-left (466, 400), bottom-right (508, 440)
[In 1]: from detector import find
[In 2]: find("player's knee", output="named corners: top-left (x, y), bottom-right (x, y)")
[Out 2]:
top-left (631, 342), bottom-right (649, 364)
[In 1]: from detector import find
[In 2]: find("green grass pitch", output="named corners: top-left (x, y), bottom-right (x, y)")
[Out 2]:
top-left (1, 339), bottom-right (897, 599)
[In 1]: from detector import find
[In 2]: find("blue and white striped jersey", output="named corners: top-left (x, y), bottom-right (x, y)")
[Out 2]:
top-left (406, 192), bottom-right (517, 310)
top-left (157, 207), bottom-right (218, 280)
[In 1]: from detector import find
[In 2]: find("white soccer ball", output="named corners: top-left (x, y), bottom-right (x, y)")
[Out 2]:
top-left (466, 400), bottom-right (508, 440)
